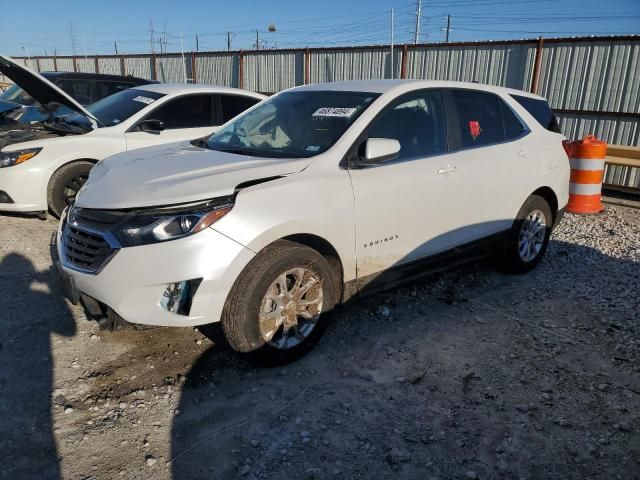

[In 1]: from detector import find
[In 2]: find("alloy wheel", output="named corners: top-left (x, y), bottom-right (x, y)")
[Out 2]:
top-left (258, 267), bottom-right (324, 350)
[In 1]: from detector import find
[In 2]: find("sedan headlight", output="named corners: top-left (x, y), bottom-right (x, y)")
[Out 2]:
top-left (112, 197), bottom-right (234, 247)
top-left (0, 147), bottom-right (42, 168)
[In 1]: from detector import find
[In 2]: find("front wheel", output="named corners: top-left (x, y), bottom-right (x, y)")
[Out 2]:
top-left (221, 240), bottom-right (338, 365)
top-left (47, 161), bottom-right (94, 218)
top-left (500, 195), bottom-right (553, 274)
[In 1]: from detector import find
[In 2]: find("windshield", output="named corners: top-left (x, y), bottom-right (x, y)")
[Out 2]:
top-left (206, 90), bottom-right (379, 158)
top-left (0, 84), bottom-right (36, 106)
top-left (67, 88), bottom-right (165, 128)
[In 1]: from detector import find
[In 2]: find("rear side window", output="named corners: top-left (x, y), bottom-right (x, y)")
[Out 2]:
top-left (56, 79), bottom-right (92, 105)
top-left (147, 94), bottom-right (214, 130)
top-left (511, 95), bottom-right (561, 133)
top-left (367, 90), bottom-right (447, 161)
top-left (94, 81), bottom-right (135, 103)
top-left (450, 90), bottom-right (527, 148)
top-left (219, 95), bottom-right (261, 123)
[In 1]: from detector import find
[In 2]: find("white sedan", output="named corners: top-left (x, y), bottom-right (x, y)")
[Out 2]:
top-left (0, 55), bottom-right (266, 216)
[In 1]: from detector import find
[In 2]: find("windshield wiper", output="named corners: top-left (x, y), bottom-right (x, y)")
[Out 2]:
top-left (43, 117), bottom-right (91, 135)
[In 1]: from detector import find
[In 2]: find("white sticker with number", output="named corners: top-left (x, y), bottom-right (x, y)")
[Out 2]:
top-left (132, 96), bottom-right (156, 105)
top-left (312, 107), bottom-right (358, 118)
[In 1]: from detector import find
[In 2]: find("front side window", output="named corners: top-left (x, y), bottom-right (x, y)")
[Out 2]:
top-left (366, 90), bottom-right (447, 161)
top-left (80, 88), bottom-right (165, 127)
top-left (145, 94), bottom-right (214, 130)
top-left (206, 91), bottom-right (378, 158)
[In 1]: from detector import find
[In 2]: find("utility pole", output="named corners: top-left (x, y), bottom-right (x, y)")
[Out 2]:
top-left (196, 34), bottom-right (199, 51)
top-left (114, 41), bottom-right (118, 55)
top-left (149, 20), bottom-right (155, 54)
top-left (390, 9), bottom-right (394, 79)
top-left (226, 32), bottom-right (232, 51)
top-left (445, 14), bottom-right (451, 42)
top-left (69, 21), bottom-right (78, 56)
top-left (255, 29), bottom-right (260, 50)
top-left (82, 36), bottom-right (88, 59)
top-left (413, 0), bottom-right (422, 44)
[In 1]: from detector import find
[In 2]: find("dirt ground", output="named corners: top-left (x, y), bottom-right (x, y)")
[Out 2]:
top-left (0, 205), bottom-right (638, 480)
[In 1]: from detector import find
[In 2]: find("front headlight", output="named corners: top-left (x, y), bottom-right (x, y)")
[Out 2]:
top-left (112, 197), bottom-right (234, 247)
top-left (0, 147), bottom-right (42, 168)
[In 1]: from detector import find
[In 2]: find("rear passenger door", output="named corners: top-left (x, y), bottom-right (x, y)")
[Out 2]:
top-left (442, 89), bottom-right (530, 242)
top-left (124, 94), bottom-right (218, 150)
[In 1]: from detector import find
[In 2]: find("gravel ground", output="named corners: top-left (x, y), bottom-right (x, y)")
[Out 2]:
top-left (0, 206), bottom-right (638, 480)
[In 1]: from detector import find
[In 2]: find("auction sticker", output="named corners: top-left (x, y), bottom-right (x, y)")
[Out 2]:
top-left (132, 96), bottom-right (156, 105)
top-left (312, 107), bottom-right (357, 118)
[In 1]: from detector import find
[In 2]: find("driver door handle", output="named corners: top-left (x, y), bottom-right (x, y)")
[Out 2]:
top-left (437, 165), bottom-right (457, 175)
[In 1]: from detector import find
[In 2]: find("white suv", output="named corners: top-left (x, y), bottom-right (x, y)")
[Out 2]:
top-left (57, 80), bottom-right (569, 364)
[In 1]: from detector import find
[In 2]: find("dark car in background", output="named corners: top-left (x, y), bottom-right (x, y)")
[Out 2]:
top-left (0, 71), bottom-right (156, 125)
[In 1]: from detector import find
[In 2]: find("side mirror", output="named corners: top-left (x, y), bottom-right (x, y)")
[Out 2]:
top-left (138, 119), bottom-right (165, 132)
top-left (363, 138), bottom-right (401, 163)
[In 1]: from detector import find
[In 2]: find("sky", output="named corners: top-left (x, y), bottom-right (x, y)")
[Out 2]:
top-left (0, 0), bottom-right (639, 57)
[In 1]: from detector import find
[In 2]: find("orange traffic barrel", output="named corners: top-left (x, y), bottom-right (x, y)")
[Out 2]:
top-left (566, 135), bottom-right (607, 214)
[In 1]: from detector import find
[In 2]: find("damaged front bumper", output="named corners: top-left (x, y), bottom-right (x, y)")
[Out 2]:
top-left (55, 218), bottom-right (255, 327)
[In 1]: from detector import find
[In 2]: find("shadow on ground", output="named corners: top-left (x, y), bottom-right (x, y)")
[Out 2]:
top-left (0, 253), bottom-right (76, 480)
top-left (170, 239), bottom-right (639, 479)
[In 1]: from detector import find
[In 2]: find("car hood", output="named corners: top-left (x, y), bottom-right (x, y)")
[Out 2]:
top-left (75, 141), bottom-right (312, 209)
top-left (0, 55), bottom-right (97, 125)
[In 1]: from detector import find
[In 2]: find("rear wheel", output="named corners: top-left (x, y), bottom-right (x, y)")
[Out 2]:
top-left (500, 195), bottom-right (553, 274)
top-left (47, 161), bottom-right (93, 218)
top-left (221, 240), bottom-right (337, 365)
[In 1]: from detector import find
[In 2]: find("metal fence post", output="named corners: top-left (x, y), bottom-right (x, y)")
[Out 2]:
top-left (530, 36), bottom-right (544, 94)
top-left (304, 48), bottom-right (310, 84)
top-left (120, 55), bottom-right (125, 76)
top-left (94, 57), bottom-right (100, 74)
top-left (191, 52), bottom-right (197, 83)
top-left (400, 44), bottom-right (409, 79)
top-left (72, 56), bottom-right (78, 72)
top-left (239, 50), bottom-right (244, 89)
top-left (151, 52), bottom-right (157, 80)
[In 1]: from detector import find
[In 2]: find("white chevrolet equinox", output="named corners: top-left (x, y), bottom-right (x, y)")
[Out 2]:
top-left (57, 80), bottom-right (570, 364)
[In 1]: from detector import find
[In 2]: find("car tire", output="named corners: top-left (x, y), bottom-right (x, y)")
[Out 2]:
top-left (47, 161), bottom-right (94, 218)
top-left (500, 195), bottom-right (553, 274)
top-left (221, 239), bottom-right (338, 365)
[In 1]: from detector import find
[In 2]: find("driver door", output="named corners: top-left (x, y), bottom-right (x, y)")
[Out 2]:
top-left (125, 94), bottom-right (220, 151)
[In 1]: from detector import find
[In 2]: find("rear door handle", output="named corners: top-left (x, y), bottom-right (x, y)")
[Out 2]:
top-left (517, 149), bottom-right (533, 158)
top-left (437, 165), bottom-right (457, 175)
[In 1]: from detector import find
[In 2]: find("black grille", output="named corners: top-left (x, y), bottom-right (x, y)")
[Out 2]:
top-left (62, 224), bottom-right (114, 273)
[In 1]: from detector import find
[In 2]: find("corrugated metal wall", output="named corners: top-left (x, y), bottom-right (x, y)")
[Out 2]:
top-left (3, 37), bottom-right (639, 155)
top-left (538, 40), bottom-right (640, 112)
top-left (195, 53), bottom-right (237, 87)
top-left (244, 51), bottom-right (303, 92)
top-left (309, 47), bottom-right (400, 83)
top-left (406, 43), bottom-right (536, 90)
